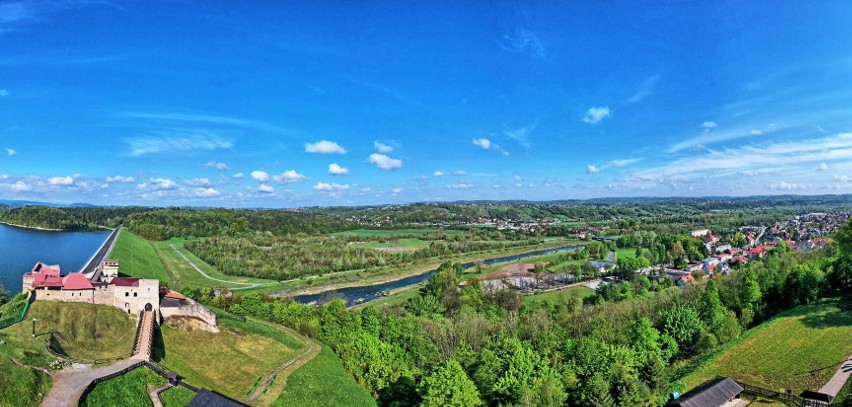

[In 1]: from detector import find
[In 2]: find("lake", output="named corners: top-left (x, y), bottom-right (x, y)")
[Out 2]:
top-left (0, 223), bottom-right (110, 296)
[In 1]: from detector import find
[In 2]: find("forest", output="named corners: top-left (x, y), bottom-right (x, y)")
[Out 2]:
top-left (185, 228), bottom-right (542, 280)
top-left (178, 220), bottom-right (852, 407)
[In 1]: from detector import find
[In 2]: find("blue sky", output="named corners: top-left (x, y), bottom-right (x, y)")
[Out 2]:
top-left (2, 1), bottom-right (852, 207)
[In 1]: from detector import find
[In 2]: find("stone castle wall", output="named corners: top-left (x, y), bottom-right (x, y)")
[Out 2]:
top-left (160, 298), bottom-right (218, 332)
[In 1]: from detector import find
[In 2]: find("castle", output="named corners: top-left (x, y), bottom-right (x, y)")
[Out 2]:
top-left (23, 260), bottom-right (217, 330)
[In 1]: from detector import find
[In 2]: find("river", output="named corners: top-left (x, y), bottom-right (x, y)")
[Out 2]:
top-left (0, 223), bottom-right (111, 296)
top-left (294, 244), bottom-right (584, 306)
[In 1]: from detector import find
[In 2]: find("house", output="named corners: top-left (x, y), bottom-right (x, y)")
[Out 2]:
top-left (676, 274), bottom-right (696, 286)
top-left (704, 235), bottom-right (720, 244)
top-left (748, 246), bottom-right (766, 259)
top-left (714, 244), bottom-right (732, 254)
top-left (690, 229), bottom-right (710, 238)
top-left (667, 377), bottom-right (743, 407)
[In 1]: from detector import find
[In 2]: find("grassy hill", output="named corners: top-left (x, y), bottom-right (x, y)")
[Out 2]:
top-left (274, 346), bottom-right (376, 406)
top-left (109, 230), bottom-right (174, 287)
top-left (677, 295), bottom-right (852, 394)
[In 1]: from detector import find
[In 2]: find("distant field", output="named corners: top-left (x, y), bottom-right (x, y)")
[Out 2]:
top-left (524, 285), bottom-right (596, 305)
top-left (274, 346), bottom-right (376, 407)
top-left (109, 230), bottom-right (173, 287)
top-left (350, 238), bottom-right (430, 250)
top-left (80, 367), bottom-right (165, 407)
top-left (331, 228), bottom-right (464, 237)
top-left (678, 296), bottom-right (852, 393)
top-left (154, 309), bottom-right (304, 401)
top-left (615, 248), bottom-right (637, 259)
top-left (153, 239), bottom-right (276, 290)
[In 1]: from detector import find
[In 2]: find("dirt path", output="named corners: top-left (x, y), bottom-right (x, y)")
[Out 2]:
top-left (169, 244), bottom-right (262, 290)
top-left (242, 317), bottom-right (321, 406)
top-left (148, 383), bottom-right (171, 407)
top-left (819, 353), bottom-right (852, 397)
top-left (40, 359), bottom-right (141, 407)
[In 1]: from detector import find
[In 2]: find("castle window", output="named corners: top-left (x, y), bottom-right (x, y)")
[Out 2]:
top-left (133, 293), bottom-right (137, 297)
top-left (125, 292), bottom-right (129, 297)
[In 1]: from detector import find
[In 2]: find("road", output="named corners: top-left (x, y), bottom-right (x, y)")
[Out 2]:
top-left (819, 353), bottom-right (852, 398)
top-left (169, 244), bottom-right (262, 290)
top-left (79, 226), bottom-right (122, 275)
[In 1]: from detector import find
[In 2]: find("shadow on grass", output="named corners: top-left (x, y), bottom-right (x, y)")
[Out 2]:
top-left (151, 326), bottom-right (166, 363)
top-left (798, 296), bottom-right (852, 329)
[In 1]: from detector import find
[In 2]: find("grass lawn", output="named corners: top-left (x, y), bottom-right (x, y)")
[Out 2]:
top-left (154, 309), bottom-right (304, 401)
top-left (159, 386), bottom-right (197, 407)
top-left (2, 301), bottom-right (136, 362)
top-left (274, 345), bottom-right (376, 407)
top-left (678, 296), bottom-right (852, 393)
top-left (109, 230), bottom-right (174, 287)
top-left (0, 355), bottom-right (51, 407)
top-left (330, 228), bottom-right (464, 237)
top-left (153, 239), bottom-right (276, 290)
top-left (80, 367), bottom-right (165, 407)
top-left (523, 285), bottom-right (596, 305)
top-left (615, 248), bottom-right (637, 260)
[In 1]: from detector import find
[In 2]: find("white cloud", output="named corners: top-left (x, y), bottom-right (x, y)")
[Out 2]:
top-left (328, 163), bottom-right (349, 175)
top-left (452, 170), bottom-right (467, 176)
top-left (313, 182), bottom-right (350, 191)
top-left (273, 170), bottom-right (306, 183)
top-left (232, 172), bottom-right (244, 179)
top-left (750, 129), bottom-right (763, 135)
top-left (6, 148), bottom-right (15, 156)
top-left (700, 121), bottom-right (718, 131)
top-left (369, 153), bottom-right (402, 170)
top-left (374, 141), bottom-right (394, 153)
top-left (392, 187), bottom-right (402, 194)
top-left (138, 178), bottom-right (177, 191)
top-left (48, 176), bottom-right (74, 186)
top-left (126, 131), bottom-right (232, 156)
top-left (772, 181), bottom-right (811, 191)
top-left (473, 138), bottom-right (509, 156)
top-left (583, 106), bottom-right (611, 124)
top-left (473, 138), bottom-right (491, 149)
top-left (587, 165), bottom-right (601, 174)
top-left (668, 123), bottom-right (779, 153)
top-left (194, 187), bottom-right (220, 197)
top-left (0, 89), bottom-right (8, 97)
top-left (251, 170), bottom-right (270, 182)
top-left (106, 175), bottom-right (135, 183)
top-left (815, 163), bottom-right (829, 172)
top-left (257, 184), bottom-right (274, 193)
top-left (204, 161), bottom-right (229, 170)
top-left (305, 140), bottom-right (346, 154)
top-left (447, 183), bottom-right (474, 189)
top-left (185, 178), bottom-right (212, 187)
top-left (433, 171), bottom-right (445, 177)
top-left (10, 181), bottom-right (31, 192)
top-left (361, 187), bottom-right (372, 192)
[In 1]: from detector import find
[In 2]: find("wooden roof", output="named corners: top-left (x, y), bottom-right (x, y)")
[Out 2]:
top-left (667, 377), bottom-right (743, 407)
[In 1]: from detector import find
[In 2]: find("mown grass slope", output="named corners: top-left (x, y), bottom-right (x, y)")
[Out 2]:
top-left (109, 230), bottom-right (173, 286)
top-left (679, 296), bottom-right (852, 393)
top-left (159, 386), bottom-right (197, 407)
top-left (274, 345), bottom-right (376, 407)
top-left (154, 310), bottom-right (304, 401)
top-left (80, 367), bottom-right (165, 407)
top-left (0, 356), bottom-right (51, 407)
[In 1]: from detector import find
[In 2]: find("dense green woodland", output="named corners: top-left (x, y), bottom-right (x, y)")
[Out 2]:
top-left (0, 206), bottom-right (144, 230)
top-left (177, 220), bottom-right (852, 407)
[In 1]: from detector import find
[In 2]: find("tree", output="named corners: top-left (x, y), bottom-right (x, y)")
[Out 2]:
top-left (420, 359), bottom-right (482, 407)
top-left (659, 305), bottom-right (704, 356)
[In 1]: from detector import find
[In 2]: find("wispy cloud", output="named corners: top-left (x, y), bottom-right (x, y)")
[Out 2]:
top-left (433, 171), bottom-right (445, 177)
top-left (498, 29), bottom-right (545, 59)
top-left (447, 183), bottom-right (474, 189)
top-left (185, 178), bottom-right (212, 187)
top-left (204, 161), bottom-right (229, 170)
top-left (586, 165), bottom-right (600, 174)
top-left (452, 170), bottom-right (467, 176)
top-left (126, 130), bottom-right (232, 156)
top-left (313, 182), bottom-right (349, 191)
top-left (124, 112), bottom-right (296, 136)
top-left (606, 158), bottom-right (642, 168)
top-left (502, 124), bottom-right (535, 148)
top-left (6, 148), bottom-right (16, 156)
top-left (0, 89), bottom-right (9, 97)
top-left (194, 187), bottom-right (220, 197)
top-left (667, 122), bottom-right (779, 153)
top-left (374, 141), bottom-right (394, 153)
top-left (473, 138), bottom-right (509, 156)
top-left (583, 106), bottom-right (611, 124)
top-left (137, 178), bottom-right (177, 191)
top-left (625, 76), bottom-right (660, 104)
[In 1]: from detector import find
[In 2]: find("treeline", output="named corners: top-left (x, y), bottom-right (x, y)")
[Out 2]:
top-left (184, 231), bottom-right (542, 280)
top-left (125, 208), bottom-right (354, 240)
top-left (0, 206), bottom-right (145, 230)
top-left (182, 220), bottom-right (852, 406)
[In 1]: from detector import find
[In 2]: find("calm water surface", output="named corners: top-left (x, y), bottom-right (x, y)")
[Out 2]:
top-left (0, 224), bottom-right (110, 295)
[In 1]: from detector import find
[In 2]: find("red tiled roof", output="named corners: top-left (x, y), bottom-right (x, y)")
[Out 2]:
top-left (111, 277), bottom-right (140, 287)
top-left (164, 291), bottom-right (187, 300)
top-left (62, 273), bottom-right (94, 290)
top-left (30, 262), bottom-right (63, 288)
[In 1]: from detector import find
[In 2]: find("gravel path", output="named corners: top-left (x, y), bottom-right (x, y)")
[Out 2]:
top-left (40, 359), bottom-right (140, 407)
top-left (819, 353), bottom-right (852, 397)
